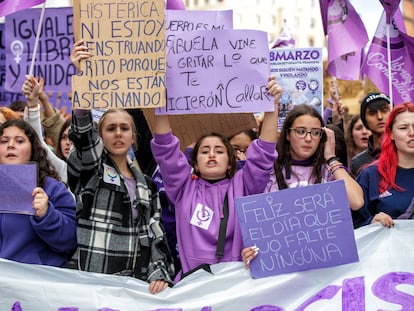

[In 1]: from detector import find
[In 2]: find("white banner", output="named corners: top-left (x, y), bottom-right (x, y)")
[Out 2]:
top-left (1, 220), bottom-right (414, 310)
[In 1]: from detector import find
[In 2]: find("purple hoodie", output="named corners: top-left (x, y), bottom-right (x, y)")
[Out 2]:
top-left (151, 131), bottom-right (276, 279)
top-left (0, 177), bottom-right (77, 267)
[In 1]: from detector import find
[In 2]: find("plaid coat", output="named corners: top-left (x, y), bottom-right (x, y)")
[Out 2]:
top-left (67, 111), bottom-right (174, 284)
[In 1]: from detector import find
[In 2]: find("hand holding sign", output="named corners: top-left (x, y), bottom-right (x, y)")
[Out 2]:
top-left (236, 180), bottom-right (359, 279)
top-left (0, 164), bottom-right (37, 215)
top-left (160, 29), bottom-right (273, 115)
top-left (70, 40), bottom-right (92, 73)
top-left (32, 187), bottom-right (49, 218)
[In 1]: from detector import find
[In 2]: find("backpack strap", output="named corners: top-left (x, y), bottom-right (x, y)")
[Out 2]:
top-left (216, 193), bottom-right (229, 259)
top-left (179, 193), bottom-right (229, 281)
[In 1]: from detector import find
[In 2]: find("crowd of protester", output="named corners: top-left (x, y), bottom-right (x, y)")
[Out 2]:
top-left (1, 38), bottom-right (413, 295)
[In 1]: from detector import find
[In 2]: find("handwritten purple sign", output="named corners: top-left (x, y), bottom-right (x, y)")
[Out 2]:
top-left (0, 24), bottom-right (25, 106)
top-left (0, 163), bottom-right (37, 215)
top-left (158, 29), bottom-right (273, 115)
top-left (5, 7), bottom-right (76, 92)
top-left (235, 180), bottom-right (359, 279)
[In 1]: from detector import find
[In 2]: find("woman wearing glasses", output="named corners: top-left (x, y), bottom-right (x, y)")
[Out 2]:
top-left (265, 104), bottom-right (362, 206)
top-left (242, 104), bottom-right (363, 267)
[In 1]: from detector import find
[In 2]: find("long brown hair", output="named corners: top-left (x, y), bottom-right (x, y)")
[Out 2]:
top-left (56, 119), bottom-right (71, 161)
top-left (275, 104), bottom-right (327, 189)
top-left (345, 114), bottom-right (362, 160)
top-left (0, 119), bottom-right (60, 187)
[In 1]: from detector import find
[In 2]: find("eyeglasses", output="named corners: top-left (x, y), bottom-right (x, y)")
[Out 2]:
top-left (289, 127), bottom-right (322, 139)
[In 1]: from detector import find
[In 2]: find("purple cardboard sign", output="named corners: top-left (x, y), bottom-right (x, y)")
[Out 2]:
top-left (1, 23), bottom-right (72, 109)
top-left (158, 29), bottom-right (273, 115)
top-left (235, 180), bottom-right (359, 279)
top-left (5, 7), bottom-right (76, 93)
top-left (0, 163), bottom-right (37, 215)
top-left (0, 24), bottom-right (25, 106)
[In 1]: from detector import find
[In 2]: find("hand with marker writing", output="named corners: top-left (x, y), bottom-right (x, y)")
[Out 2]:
top-left (241, 245), bottom-right (260, 269)
top-left (70, 40), bottom-right (92, 72)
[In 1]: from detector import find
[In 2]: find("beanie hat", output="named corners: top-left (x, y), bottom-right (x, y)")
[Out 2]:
top-left (360, 92), bottom-right (390, 130)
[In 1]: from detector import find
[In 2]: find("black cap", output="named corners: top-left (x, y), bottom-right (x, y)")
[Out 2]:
top-left (360, 92), bottom-right (390, 130)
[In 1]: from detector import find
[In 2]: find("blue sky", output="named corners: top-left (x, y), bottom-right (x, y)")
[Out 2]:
top-left (350, 0), bottom-right (386, 40)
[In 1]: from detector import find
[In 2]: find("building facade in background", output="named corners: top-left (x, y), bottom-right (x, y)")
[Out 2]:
top-left (183, 0), bottom-right (324, 48)
top-left (183, 0), bottom-right (414, 116)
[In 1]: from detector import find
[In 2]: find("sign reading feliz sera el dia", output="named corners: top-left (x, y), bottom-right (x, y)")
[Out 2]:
top-left (235, 180), bottom-right (358, 279)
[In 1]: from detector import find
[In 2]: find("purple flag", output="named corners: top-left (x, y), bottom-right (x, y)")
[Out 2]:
top-left (319, 0), bottom-right (329, 35)
top-left (166, 0), bottom-right (186, 10)
top-left (0, 0), bottom-right (45, 17)
top-left (379, 0), bottom-right (401, 24)
top-left (270, 19), bottom-right (295, 49)
top-left (326, 0), bottom-right (369, 80)
top-left (362, 9), bottom-right (414, 104)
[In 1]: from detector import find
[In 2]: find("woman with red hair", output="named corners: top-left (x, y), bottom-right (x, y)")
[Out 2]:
top-left (355, 103), bottom-right (414, 228)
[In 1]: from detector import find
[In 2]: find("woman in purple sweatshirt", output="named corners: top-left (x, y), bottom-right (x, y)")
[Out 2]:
top-left (241, 104), bottom-right (364, 267)
top-left (0, 119), bottom-right (77, 267)
top-left (151, 76), bottom-right (282, 281)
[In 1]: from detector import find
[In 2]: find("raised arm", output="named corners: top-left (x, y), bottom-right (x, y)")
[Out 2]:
top-left (323, 127), bottom-right (364, 211)
top-left (37, 77), bottom-right (55, 119)
top-left (22, 76), bottom-right (68, 183)
top-left (258, 76), bottom-right (282, 143)
top-left (36, 77), bottom-right (66, 150)
top-left (153, 114), bottom-right (171, 135)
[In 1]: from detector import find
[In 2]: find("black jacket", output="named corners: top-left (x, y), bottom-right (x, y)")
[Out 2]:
top-left (350, 136), bottom-right (381, 177)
